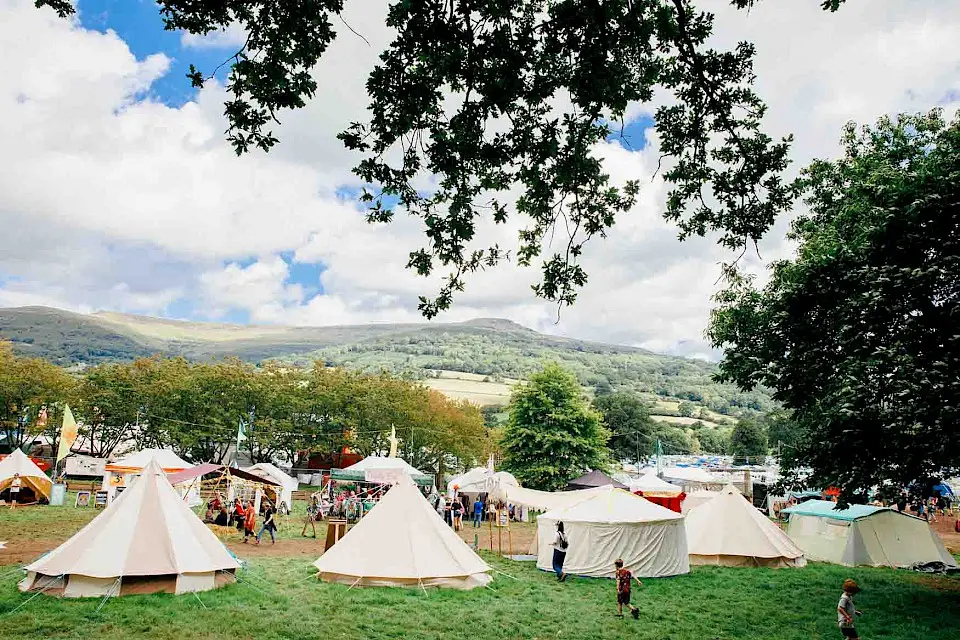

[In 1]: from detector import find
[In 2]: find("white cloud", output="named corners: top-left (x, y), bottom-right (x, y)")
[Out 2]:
top-left (180, 23), bottom-right (247, 50)
top-left (2, 0), bottom-right (960, 358)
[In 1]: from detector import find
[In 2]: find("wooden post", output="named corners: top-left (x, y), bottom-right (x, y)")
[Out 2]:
top-left (744, 469), bottom-right (753, 503)
top-left (497, 509), bottom-right (503, 556)
top-left (488, 507), bottom-right (494, 551)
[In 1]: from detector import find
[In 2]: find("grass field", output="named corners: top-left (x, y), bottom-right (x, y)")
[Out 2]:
top-left (1, 502), bottom-right (959, 640)
top-left (423, 370), bottom-right (520, 406)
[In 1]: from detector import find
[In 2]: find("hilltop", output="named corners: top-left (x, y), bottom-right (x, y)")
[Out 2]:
top-left (0, 306), bottom-right (773, 420)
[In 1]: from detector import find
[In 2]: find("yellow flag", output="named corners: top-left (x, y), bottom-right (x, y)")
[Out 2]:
top-left (56, 405), bottom-right (79, 463)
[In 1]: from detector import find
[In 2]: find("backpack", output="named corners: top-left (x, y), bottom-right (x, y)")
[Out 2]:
top-left (558, 532), bottom-right (568, 550)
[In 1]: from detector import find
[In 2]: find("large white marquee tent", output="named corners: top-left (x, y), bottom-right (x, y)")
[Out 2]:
top-left (535, 487), bottom-right (689, 578)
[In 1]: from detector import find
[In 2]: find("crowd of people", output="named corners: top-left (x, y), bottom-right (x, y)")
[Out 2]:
top-left (202, 492), bottom-right (280, 545)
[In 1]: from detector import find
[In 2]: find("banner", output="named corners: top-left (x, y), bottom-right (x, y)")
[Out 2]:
top-left (56, 405), bottom-right (79, 463)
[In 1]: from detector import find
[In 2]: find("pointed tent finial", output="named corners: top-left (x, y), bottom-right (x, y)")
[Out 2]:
top-left (388, 425), bottom-right (399, 458)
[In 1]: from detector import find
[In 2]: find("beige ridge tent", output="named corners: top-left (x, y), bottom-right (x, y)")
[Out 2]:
top-left (782, 499), bottom-right (957, 568)
top-left (0, 449), bottom-right (52, 503)
top-left (685, 485), bottom-right (806, 567)
top-left (536, 486), bottom-right (689, 578)
top-left (313, 478), bottom-right (492, 589)
top-left (20, 458), bottom-right (240, 597)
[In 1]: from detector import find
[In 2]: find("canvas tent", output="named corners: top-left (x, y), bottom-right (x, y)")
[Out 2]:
top-left (331, 456), bottom-right (433, 487)
top-left (661, 466), bottom-right (717, 484)
top-left (536, 486), bottom-right (689, 578)
top-left (448, 468), bottom-right (519, 497)
top-left (567, 470), bottom-right (628, 491)
top-left (102, 448), bottom-right (192, 500)
top-left (782, 500), bottom-right (957, 568)
top-left (244, 462), bottom-right (298, 510)
top-left (628, 474), bottom-right (681, 497)
top-left (0, 449), bottom-right (52, 503)
top-left (313, 478), bottom-right (492, 589)
top-left (21, 459), bottom-right (239, 597)
top-left (685, 485), bottom-right (806, 567)
top-left (682, 489), bottom-right (721, 514)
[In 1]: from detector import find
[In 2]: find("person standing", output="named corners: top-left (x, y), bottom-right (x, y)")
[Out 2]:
top-left (473, 497), bottom-right (483, 528)
top-left (552, 521), bottom-right (568, 582)
top-left (256, 503), bottom-right (278, 545)
top-left (242, 500), bottom-right (257, 543)
top-left (9, 473), bottom-right (21, 509)
top-left (436, 493), bottom-right (446, 519)
top-left (452, 499), bottom-right (463, 531)
top-left (837, 579), bottom-right (863, 639)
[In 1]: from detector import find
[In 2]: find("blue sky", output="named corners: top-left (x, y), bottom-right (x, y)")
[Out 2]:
top-left (76, 0), bottom-right (227, 106)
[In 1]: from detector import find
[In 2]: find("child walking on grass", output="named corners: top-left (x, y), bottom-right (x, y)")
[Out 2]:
top-left (614, 559), bottom-right (643, 619)
top-left (838, 579), bottom-right (863, 638)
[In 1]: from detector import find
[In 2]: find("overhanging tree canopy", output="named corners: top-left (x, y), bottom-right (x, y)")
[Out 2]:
top-left (36, 0), bottom-right (853, 316)
top-left (708, 110), bottom-right (960, 498)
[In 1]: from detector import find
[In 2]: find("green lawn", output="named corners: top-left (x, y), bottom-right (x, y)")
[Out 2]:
top-left (1, 505), bottom-right (958, 640)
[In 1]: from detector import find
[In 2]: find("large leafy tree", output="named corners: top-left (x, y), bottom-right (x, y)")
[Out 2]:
top-left (728, 417), bottom-right (767, 465)
top-left (0, 341), bottom-right (76, 451)
top-left (502, 362), bottom-right (610, 490)
top-left (593, 392), bottom-right (655, 466)
top-left (31, 0), bottom-right (850, 316)
top-left (709, 110), bottom-right (960, 498)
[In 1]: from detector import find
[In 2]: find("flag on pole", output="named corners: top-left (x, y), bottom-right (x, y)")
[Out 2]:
top-left (56, 405), bottom-right (79, 463)
top-left (237, 418), bottom-right (248, 448)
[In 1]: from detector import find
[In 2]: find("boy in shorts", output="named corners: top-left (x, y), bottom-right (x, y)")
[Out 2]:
top-left (614, 559), bottom-right (643, 619)
top-left (838, 579), bottom-right (863, 638)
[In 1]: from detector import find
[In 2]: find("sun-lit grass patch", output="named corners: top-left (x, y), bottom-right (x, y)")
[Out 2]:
top-left (2, 501), bottom-right (959, 639)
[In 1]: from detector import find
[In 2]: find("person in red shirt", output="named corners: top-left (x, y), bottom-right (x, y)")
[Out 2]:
top-left (614, 559), bottom-right (643, 619)
top-left (242, 500), bottom-right (257, 543)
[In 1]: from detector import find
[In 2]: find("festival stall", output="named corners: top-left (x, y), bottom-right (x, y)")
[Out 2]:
top-left (314, 477), bottom-right (492, 589)
top-left (166, 463), bottom-right (281, 510)
top-left (535, 486), bottom-right (690, 578)
top-left (447, 467), bottom-right (519, 498)
top-left (685, 485), bottom-right (806, 567)
top-left (327, 456), bottom-right (433, 521)
top-left (244, 462), bottom-right (298, 511)
top-left (0, 449), bottom-right (52, 504)
top-left (101, 448), bottom-right (192, 502)
top-left (21, 458), bottom-right (239, 597)
top-left (630, 474), bottom-right (684, 512)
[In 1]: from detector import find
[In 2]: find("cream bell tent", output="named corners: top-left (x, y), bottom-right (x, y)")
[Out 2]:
top-left (782, 500), bottom-right (957, 568)
top-left (685, 485), bottom-right (806, 567)
top-left (313, 478), bottom-right (492, 589)
top-left (0, 449), bottom-right (52, 503)
top-left (681, 489), bottom-right (721, 514)
top-left (20, 459), bottom-right (239, 597)
top-left (244, 462), bottom-right (298, 511)
top-left (102, 448), bottom-right (192, 501)
top-left (536, 486), bottom-right (689, 578)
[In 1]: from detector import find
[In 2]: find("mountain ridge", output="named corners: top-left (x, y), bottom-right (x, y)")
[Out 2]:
top-left (0, 305), bottom-right (773, 417)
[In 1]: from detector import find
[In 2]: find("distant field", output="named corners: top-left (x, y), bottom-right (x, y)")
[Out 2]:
top-left (651, 415), bottom-right (721, 427)
top-left (423, 370), bottom-right (519, 406)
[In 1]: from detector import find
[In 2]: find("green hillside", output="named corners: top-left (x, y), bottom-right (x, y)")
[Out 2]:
top-left (0, 306), bottom-right (774, 419)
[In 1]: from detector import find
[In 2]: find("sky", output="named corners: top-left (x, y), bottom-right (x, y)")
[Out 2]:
top-left (2, 0), bottom-right (960, 359)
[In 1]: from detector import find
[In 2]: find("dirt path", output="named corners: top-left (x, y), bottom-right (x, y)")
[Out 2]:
top-left (929, 514), bottom-right (960, 554)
